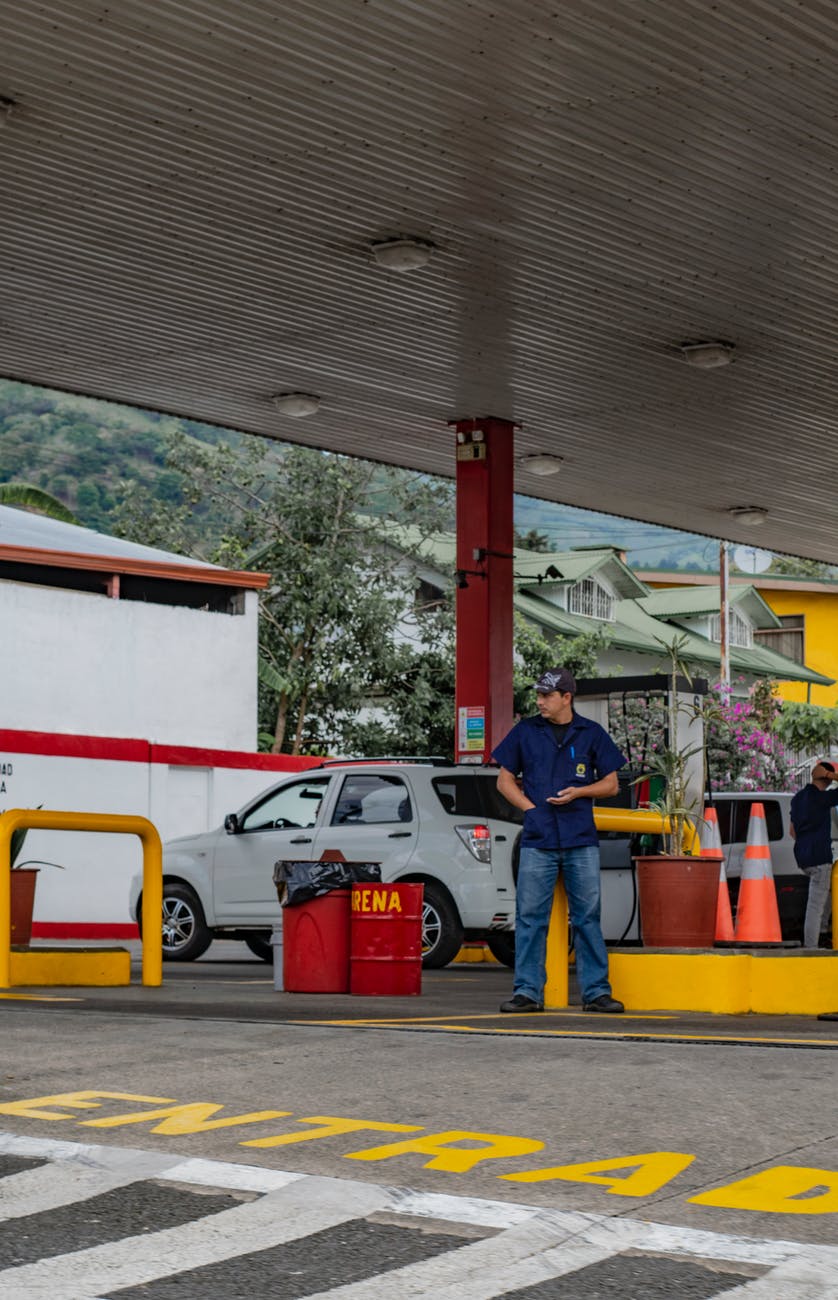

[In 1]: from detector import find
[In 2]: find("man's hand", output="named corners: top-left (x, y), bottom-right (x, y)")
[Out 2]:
top-left (548, 787), bottom-right (579, 805)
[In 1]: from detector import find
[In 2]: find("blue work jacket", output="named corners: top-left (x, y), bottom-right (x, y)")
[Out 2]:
top-left (790, 783), bottom-right (838, 868)
top-left (492, 712), bottom-right (626, 850)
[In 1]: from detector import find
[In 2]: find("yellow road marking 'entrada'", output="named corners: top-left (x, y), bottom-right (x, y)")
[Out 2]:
top-left (2, 1088), bottom-right (838, 1214)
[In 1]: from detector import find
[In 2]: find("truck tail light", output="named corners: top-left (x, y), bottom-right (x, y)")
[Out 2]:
top-left (456, 824), bottom-right (492, 863)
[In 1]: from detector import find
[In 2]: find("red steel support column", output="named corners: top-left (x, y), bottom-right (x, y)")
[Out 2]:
top-left (453, 417), bottom-right (515, 763)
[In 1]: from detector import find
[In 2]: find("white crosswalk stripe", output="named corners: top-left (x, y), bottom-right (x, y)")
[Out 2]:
top-left (1, 1131), bottom-right (838, 1299)
top-left (0, 1176), bottom-right (390, 1300)
top-left (0, 1148), bottom-right (181, 1222)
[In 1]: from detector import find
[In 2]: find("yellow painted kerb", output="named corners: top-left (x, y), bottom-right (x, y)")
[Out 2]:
top-left (10, 947), bottom-right (131, 987)
top-left (610, 950), bottom-right (838, 1016)
top-left (0, 808), bottom-right (162, 989)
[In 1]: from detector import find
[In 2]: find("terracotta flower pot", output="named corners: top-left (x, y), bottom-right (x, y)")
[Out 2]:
top-left (635, 855), bottom-right (719, 948)
top-left (10, 868), bottom-right (38, 947)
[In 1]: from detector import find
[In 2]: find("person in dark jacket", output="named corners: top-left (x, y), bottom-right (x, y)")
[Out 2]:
top-left (790, 760), bottom-right (838, 949)
top-left (492, 667), bottom-right (626, 1014)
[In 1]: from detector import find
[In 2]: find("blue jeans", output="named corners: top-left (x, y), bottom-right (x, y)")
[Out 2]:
top-left (514, 844), bottom-right (611, 1004)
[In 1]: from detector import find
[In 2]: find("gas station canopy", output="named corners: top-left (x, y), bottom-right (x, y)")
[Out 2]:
top-left (1, 2), bottom-right (838, 561)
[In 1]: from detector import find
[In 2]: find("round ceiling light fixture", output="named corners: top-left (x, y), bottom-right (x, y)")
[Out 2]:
top-left (272, 392), bottom-right (321, 418)
top-left (680, 340), bottom-right (735, 369)
top-left (370, 237), bottom-right (435, 271)
top-left (728, 505), bottom-right (768, 527)
top-left (517, 453), bottom-right (564, 477)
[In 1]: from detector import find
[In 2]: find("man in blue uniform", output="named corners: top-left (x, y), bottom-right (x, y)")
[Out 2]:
top-left (790, 760), bottom-right (838, 949)
top-left (492, 667), bottom-right (626, 1014)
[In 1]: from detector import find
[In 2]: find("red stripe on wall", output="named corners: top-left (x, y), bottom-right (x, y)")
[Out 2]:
top-left (149, 746), bottom-right (321, 772)
top-left (0, 730), bottom-right (150, 762)
top-left (0, 729), bottom-right (323, 772)
top-left (31, 922), bottom-right (141, 940)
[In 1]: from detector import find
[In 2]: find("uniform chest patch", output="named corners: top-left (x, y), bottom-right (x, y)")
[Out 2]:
top-left (576, 762), bottom-right (586, 778)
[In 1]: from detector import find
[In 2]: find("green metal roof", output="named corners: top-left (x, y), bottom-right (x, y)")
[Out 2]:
top-left (370, 522), bottom-right (648, 599)
top-left (514, 547), bottom-right (648, 599)
top-left (616, 600), bottom-right (830, 685)
top-left (636, 584), bottom-right (782, 629)
top-left (371, 520), bottom-right (833, 687)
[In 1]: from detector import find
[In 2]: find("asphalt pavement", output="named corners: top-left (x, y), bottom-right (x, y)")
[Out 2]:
top-left (1, 942), bottom-right (837, 1295)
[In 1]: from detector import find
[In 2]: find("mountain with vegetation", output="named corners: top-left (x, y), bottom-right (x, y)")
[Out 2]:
top-left (1, 377), bottom-right (834, 579)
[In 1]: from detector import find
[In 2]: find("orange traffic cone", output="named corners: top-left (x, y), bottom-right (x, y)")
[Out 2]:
top-left (733, 802), bottom-right (782, 944)
top-left (701, 805), bottom-right (734, 942)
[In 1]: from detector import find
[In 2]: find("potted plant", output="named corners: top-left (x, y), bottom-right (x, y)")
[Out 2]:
top-left (9, 815), bottom-right (62, 947)
top-left (633, 637), bottom-right (721, 948)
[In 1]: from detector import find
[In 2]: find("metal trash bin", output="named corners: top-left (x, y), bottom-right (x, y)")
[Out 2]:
top-left (272, 856), bottom-right (381, 995)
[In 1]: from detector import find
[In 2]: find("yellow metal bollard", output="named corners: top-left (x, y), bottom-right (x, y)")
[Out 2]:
top-left (0, 808), bottom-right (162, 989)
top-left (544, 877), bottom-right (569, 1009)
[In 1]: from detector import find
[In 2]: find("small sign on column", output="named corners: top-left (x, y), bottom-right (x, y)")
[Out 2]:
top-left (457, 706), bottom-right (486, 764)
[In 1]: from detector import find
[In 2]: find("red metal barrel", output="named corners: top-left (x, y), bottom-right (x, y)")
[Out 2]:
top-left (350, 882), bottom-right (423, 996)
top-left (282, 889), bottom-right (351, 993)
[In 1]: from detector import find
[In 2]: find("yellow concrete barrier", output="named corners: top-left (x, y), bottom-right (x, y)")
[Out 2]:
top-left (0, 808), bottom-right (162, 989)
top-left (610, 950), bottom-right (838, 1016)
top-left (541, 808), bottom-right (697, 1007)
top-left (10, 947), bottom-right (131, 987)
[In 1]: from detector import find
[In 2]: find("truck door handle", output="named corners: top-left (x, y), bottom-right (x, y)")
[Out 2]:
top-left (388, 831), bottom-right (413, 839)
top-left (290, 836), bottom-right (312, 844)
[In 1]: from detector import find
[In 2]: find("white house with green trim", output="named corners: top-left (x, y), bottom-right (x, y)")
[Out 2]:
top-left (378, 524), bottom-right (832, 693)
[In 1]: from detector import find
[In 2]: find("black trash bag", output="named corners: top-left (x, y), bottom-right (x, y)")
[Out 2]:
top-left (273, 859), bottom-right (381, 907)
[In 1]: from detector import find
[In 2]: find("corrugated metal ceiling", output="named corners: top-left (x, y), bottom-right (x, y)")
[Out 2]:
top-left (1, 0), bottom-right (837, 558)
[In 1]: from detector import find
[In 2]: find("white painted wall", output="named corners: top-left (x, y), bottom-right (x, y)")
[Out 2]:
top-left (0, 581), bottom-right (259, 749)
top-left (3, 746), bottom-right (302, 925)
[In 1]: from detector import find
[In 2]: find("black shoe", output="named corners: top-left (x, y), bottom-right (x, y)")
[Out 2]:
top-left (500, 994), bottom-right (544, 1013)
top-left (583, 994), bottom-right (624, 1013)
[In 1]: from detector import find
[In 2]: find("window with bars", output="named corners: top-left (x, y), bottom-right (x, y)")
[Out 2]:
top-left (710, 608), bottom-right (753, 648)
top-left (754, 614), bottom-right (805, 664)
top-left (568, 577), bottom-right (616, 621)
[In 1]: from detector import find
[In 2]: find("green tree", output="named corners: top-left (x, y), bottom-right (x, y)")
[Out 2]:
top-left (511, 615), bottom-right (610, 718)
top-left (776, 701), bottom-right (838, 753)
top-left (769, 554), bottom-right (837, 579)
top-left (0, 483), bottom-right (78, 523)
top-left (117, 432), bottom-right (454, 755)
top-left (514, 527), bottom-right (552, 552)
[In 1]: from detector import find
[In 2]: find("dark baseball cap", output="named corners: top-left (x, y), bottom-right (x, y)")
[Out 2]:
top-left (533, 667), bottom-right (577, 694)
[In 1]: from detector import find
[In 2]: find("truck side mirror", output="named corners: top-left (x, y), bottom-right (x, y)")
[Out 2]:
top-left (224, 813), bottom-right (239, 834)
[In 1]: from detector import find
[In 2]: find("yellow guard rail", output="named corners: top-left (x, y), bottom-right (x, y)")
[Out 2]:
top-left (0, 808), bottom-right (162, 989)
top-left (544, 807), bottom-right (698, 1008)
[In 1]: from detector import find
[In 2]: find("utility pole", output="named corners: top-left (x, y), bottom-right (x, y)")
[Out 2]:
top-left (719, 540), bottom-right (730, 693)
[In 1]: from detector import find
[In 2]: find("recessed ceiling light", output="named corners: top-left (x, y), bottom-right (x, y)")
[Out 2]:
top-left (680, 341), bottom-right (735, 369)
top-left (517, 453), bottom-right (563, 477)
top-left (728, 505), bottom-right (768, 527)
top-left (272, 392), bottom-right (321, 418)
top-left (370, 238), bottom-right (434, 271)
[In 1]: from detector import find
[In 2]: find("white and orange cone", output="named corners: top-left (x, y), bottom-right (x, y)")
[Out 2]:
top-left (733, 802), bottom-right (782, 943)
top-left (701, 805), bottom-right (734, 943)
